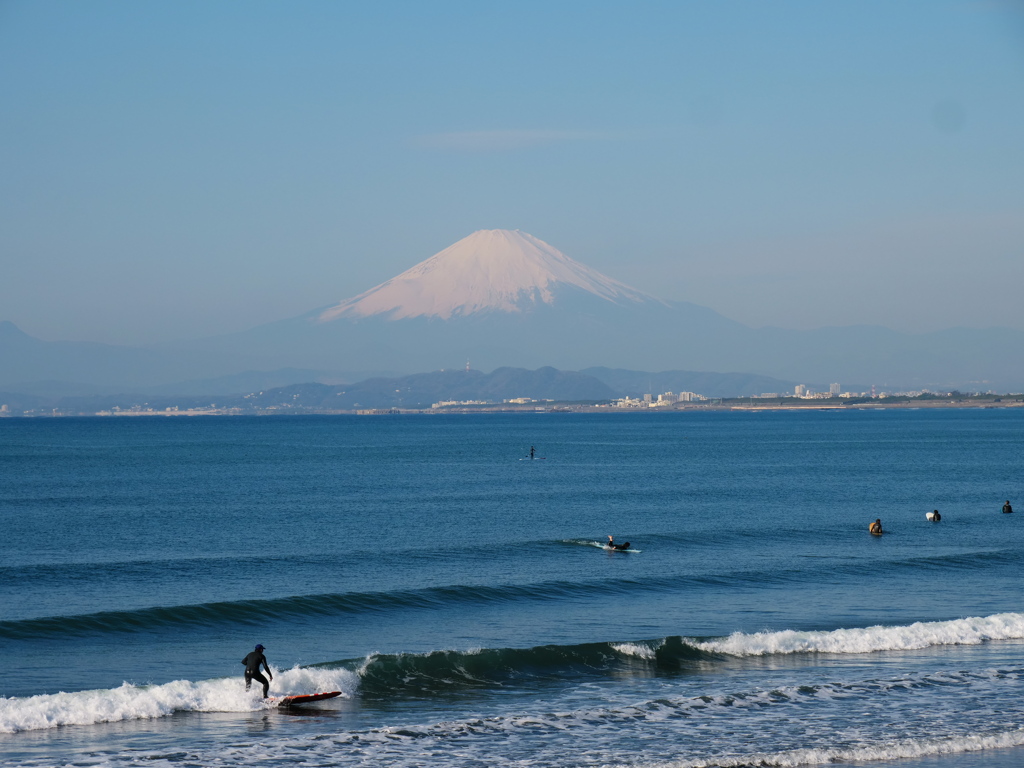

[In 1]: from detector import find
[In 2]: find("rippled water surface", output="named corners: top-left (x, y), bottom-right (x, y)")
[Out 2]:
top-left (1, 410), bottom-right (1022, 767)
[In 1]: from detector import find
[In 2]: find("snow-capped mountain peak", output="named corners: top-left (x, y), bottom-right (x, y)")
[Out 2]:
top-left (317, 229), bottom-right (658, 322)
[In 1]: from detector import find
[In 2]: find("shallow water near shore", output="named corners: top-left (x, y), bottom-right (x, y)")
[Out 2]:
top-left (2, 409), bottom-right (1022, 767)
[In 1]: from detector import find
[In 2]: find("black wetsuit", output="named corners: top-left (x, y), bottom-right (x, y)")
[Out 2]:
top-left (242, 650), bottom-right (272, 697)
top-left (1004, 503), bottom-right (1014, 514)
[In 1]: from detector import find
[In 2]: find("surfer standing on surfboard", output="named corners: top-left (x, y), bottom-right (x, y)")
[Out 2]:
top-left (242, 644), bottom-right (273, 698)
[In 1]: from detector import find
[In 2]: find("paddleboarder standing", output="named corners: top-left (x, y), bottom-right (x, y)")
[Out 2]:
top-left (242, 643), bottom-right (273, 698)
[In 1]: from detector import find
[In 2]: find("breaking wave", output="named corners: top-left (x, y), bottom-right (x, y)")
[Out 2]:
top-left (696, 612), bottom-right (1024, 656)
top-left (14, 668), bottom-right (1022, 766)
top-left (4, 612), bottom-right (1023, 734)
top-left (0, 666), bottom-right (356, 734)
top-left (351, 612), bottom-right (1024, 696)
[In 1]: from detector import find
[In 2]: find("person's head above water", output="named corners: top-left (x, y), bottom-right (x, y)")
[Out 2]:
top-left (255, 644), bottom-right (264, 651)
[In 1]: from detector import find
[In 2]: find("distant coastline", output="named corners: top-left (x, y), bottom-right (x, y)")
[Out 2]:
top-left (2, 394), bottom-right (1022, 418)
top-left (416, 396), bottom-right (1024, 415)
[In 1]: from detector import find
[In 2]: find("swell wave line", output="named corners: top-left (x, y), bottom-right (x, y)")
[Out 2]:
top-left (338, 612), bottom-right (1024, 696)
top-left (4, 625), bottom-right (1023, 735)
top-left (0, 579), bottom-right (650, 639)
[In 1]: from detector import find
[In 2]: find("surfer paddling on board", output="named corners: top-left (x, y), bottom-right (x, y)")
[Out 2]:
top-left (242, 644), bottom-right (273, 698)
top-left (869, 519), bottom-right (883, 536)
top-left (606, 535), bottom-right (631, 551)
top-left (1003, 500), bottom-right (1014, 514)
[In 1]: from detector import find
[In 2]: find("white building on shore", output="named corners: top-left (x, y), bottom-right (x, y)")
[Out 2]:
top-left (613, 391), bottom-right (706, 408)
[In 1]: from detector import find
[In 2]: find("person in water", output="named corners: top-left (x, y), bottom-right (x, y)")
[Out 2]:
top-left (1003, 500), bottom-right (1014, 514)
top-left (606, 535), bottom-right (631, 550)
top-left (530, 446), bottom-right (535, 459)
top-left (927, 509), bottom-right (941, 522)
top-left (242, 643), bottom-right (273, 698)
top-left (869, 519), bottom-right (883, 535)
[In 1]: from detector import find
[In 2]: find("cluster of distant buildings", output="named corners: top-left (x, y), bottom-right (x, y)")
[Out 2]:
top-left (433, 393), bottom-right (711, 410)
top-left (611, 392), bottom-right (707, 408)
top-left (750, 383), bottom-right (845, 399)
top-left (94, 405), bottom-right (244, 416)
top-left (431, 397), bottom-right (556, 409)
top-left (433, 399), bottom-right (501, 408)
top-left (609, 383), bottom-right (1006, 408)
top-left (755, 384), bottom-right (998, 399)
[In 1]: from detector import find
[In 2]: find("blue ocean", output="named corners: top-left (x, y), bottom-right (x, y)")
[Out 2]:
top-left (2, 409), bottom-right (1023, 768)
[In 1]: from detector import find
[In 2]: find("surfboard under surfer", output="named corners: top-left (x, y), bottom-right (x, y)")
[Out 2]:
top-left (242, 643), bottom-right (273, 698)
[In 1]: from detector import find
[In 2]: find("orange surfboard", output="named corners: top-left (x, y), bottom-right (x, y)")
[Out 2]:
top-left (273, 691), bottom-right (342, 707)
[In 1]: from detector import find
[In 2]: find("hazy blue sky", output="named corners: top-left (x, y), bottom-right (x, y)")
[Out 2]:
top-left (2, 0), bottom-right (1022, 345)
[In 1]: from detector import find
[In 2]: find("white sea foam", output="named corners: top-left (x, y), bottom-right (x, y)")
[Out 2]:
top-left (0, 665), bottom-right (356, 734)
top-left (561, 538), bottom-right (608, 549)
top-left (612, 642), bottom-right (657, 660)
top-left (695, 612), bottom-right (1024, 657)
top-left (8, 664), bottom-right (1024, 767)
top-left (655, 729), bottom-right (1024, 768)
top-left (63, 691), bottom-right (1024, 768)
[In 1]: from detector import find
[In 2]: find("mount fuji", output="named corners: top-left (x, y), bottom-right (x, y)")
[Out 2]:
top-left (317, 229), bottom-right (660, 322)
top-left (176, 227), bottom-right (1024, 389)
top-left (4, 229), bottom-right (1024, 395)
top-left (203, 229), bottom-right (747, 376)
top-left (209, 228), bottom-right (1024, 390)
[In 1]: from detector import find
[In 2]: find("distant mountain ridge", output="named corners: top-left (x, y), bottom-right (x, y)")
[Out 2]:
top-left (0, 366), bottom-right (802, 415)
top-left (1, 367), bottom-right (616, 414)
top-left (3, 229), bottom-right (1024, 394)
top-left (257, 366), bottom-right (617, 409)
top-left (195, 229), bottom-right (1024, 389)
